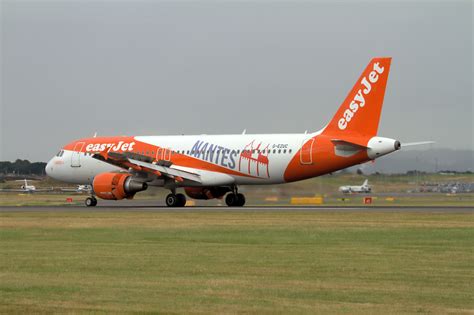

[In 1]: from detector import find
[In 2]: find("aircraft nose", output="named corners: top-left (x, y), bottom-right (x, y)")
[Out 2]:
top-left (45, 158), bottom-right (54, 177)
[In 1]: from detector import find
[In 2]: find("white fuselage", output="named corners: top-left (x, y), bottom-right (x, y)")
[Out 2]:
top-left (46, 133), bottom-right (316, 186)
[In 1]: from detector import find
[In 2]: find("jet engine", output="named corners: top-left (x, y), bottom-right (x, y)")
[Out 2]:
top-left (184, 187), bottom-right (229, 200)
top-left (93, 173), bottom-right (147, 200)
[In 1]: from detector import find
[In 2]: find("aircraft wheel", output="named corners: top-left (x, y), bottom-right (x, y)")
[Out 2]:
top-left (165, 193), bottom-right (178, 207)
top-left (85, 197), bottom-right (97, 207)
top-left (236, 193), bottom-right (246, 207)
top-left (225, 193), bottom-right (239, 207)
top-left (176, 193), bottom-right (187, 207)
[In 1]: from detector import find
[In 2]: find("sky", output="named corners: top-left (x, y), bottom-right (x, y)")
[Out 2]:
top-left (1, 0), bottom-right (472, 162)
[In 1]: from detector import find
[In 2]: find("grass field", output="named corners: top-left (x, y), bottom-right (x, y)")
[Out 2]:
top-left (1, 210), bottom-right (473, 314)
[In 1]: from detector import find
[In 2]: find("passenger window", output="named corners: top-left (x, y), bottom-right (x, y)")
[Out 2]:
top-left (278, 149), bottom-right (281, 154)
top-left (289, 149), bottom-right (292, 153)
top-left (283, 149), bottom-right (287, 153)
top-left (273, 149), bottom-right (276, 154)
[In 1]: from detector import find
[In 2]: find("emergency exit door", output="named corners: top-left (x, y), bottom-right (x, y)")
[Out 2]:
top-left (300, 138), bottom-right (314, 165)
top-left (156, 148), bottom-right (171, 161)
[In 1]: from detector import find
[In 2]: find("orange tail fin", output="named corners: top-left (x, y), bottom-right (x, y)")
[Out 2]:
top-left (323, 57), bottom-right (392, 137)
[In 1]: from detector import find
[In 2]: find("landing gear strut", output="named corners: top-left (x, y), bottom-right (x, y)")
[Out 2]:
top-left (85, 196), bottom-right (97, 207)
top-left (225, 186), bottom-right (245, 207)
top-left (165, 193), bottom-right (187, 207)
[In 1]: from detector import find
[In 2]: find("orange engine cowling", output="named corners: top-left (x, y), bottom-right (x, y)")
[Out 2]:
top-left (93, 173), bottom-right (148, 200)
top-left (184, 187), bottom-right (229, 200)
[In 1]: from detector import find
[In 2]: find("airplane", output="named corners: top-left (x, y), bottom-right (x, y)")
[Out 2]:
top-left (0, 179), bottom-right (52, 193)
top-left (60, 185), bottom-right (92, 193)
top-left (339, 179), bottom-right (371, 194)
top-left (45, 57), bottom-right (433, 207)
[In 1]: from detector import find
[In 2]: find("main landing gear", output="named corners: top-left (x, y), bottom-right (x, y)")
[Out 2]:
top-left (85, 196), bottom-right (97, 207)
top-left (165, 193), bottom-right (187, 207)
top-left (225, 186), bottom-right (245, 207)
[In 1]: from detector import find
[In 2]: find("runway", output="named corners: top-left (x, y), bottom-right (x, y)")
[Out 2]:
top-left (0, 200), bottom-right (472, 212)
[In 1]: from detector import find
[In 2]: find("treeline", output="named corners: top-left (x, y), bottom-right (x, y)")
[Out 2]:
top-left (406, 170), bottom-right (472, 175)
top-left (0, 160), bottom-right (47, 175)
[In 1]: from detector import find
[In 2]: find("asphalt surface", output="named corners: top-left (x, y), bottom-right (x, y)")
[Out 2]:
top-left (0, 200), bottom-right (472, 212)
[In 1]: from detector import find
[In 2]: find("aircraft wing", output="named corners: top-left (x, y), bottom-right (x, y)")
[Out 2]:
top-left (33, 188), bottom-right (54, 192)
top-left (92, 151), bottom-right (202, 184)
top-left (60, 187), bottom-right (78, 192)
top-left (0, 188), bottom-right (52, 192)
top-left (0, 189), bottom-right (27, 192)
top-left (128, 158), bottom-right (202, 183)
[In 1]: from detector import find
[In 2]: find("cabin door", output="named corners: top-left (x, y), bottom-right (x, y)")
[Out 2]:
top-left (71, 142), bottom-right (85, 167)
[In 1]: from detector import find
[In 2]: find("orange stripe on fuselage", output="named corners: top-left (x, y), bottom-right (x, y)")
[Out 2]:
top-left (284, 134), bottom-right (370, 182)
top-left (63, 136), bottom-right (259, 179)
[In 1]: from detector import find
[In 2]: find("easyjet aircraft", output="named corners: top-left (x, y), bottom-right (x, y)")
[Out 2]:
top-left (46, 57), bottom-right (431, 207)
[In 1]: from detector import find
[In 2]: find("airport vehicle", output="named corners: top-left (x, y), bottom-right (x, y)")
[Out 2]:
top-left (45, 57), bottom-right (432, 207)
top-left (339, 179), bottom-right (371, 194)
top-left (0, 179), bottom-right (52, 193)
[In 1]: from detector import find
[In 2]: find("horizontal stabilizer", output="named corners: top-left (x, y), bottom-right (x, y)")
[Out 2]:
top-left (331, 139), bottom-right (368, 149)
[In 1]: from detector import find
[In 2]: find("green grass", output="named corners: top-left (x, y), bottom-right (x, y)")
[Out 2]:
top-left (1, 210), bottom-right (473, 314)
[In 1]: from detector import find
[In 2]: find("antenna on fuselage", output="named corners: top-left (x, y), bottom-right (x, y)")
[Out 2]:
top-left (93, 132), bottom-right (97, 138)
top-left (242, 129), bottom-right (246, 135)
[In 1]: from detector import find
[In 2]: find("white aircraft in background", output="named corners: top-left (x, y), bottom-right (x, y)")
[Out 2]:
top-left (0, 179), bottom-right (52, 193)
top-left (45, 57), bottom-right (433, 207)
top-left (19, 179), bottom-right (36, 192)
top-left (339, 179), bottom-right (371, 194)
top-left (60, 185), bottom-right (92, 193)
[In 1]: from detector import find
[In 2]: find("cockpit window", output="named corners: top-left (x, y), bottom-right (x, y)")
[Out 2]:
top-left (56, 150), bottom-right (64, 157)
